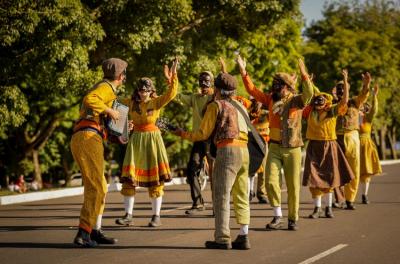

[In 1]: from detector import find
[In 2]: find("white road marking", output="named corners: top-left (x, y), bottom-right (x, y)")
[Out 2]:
top-left (298, 244), bottom-right (348, 264)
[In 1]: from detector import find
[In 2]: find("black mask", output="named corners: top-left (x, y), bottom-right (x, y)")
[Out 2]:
top-left (271, 79), bottom-right (285, 101)
top-left (314, 95), bottom-right (326, 106)
top-left (336, 83), bottom-right (344, 99)
top-left (199, 74), bottom-right (212, 89)
top-left (137, 78), bottom-right (153, 92)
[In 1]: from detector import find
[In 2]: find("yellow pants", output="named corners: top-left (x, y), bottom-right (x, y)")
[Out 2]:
top-left (71, 131), bottom-right (107, 233)
top-left (121, 182), bottom-right (164, 198)
top-left (310, 187), bottom-right (333, 199)
top-left (266, 143), bottom-right (302, 221)
top-left (343, 130), bottom-right (360, 202)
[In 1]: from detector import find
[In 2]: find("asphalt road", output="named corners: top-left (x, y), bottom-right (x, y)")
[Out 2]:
top-left (0, 163), bottom-right (399, 264)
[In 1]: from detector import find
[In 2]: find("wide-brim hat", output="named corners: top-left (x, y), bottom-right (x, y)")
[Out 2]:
top-left (273, 72), bottom-right (297, 91)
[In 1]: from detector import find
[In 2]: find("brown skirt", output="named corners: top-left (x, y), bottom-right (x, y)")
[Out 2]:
top-left (303, 140), bottom-right (354, 189)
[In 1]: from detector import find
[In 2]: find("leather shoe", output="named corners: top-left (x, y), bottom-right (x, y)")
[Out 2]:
top-left (185, 204), bottom-right (205, 215)
top-left (90, 229), bottom-right (117, 244)
top-left (231, 235), bottom-right (250, 250)
top-left (266, 216), bottom-right (283, 230)
top-left (148, 215), bottom-right (162, 227)
top-left (345, 201), bottom-right (356, 210)
top-left (115, 213), bottom-right (134, 226)
top-left (308, 207), bottom-right (322, 219)
top-left (73, 228), bottom-right (97, 248)
top-left (288, 220), bottom-right (298, 231)
top-left (257, 195), bottom-right (268, 204)
top-left (325, 206), bottom-right (334, 218)
top-left (205, 240), bottom-right (231, 250)
top-left (362, 194), bottom-right (370, 204)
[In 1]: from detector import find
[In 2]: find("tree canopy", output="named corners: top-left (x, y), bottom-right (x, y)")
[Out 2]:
top-left (0, 0), bottom-right (303, 187)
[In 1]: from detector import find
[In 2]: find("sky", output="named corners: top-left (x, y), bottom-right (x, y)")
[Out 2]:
top-left (300, 0), bottom-right (327, 26)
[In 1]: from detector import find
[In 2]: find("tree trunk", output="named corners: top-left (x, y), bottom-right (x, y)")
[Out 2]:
top-left (387, 126), bottom-right (398, 159)
top-left (32, 150), bottom-right (43, 189)
top-left (379, 125), bottom-right (387, 160)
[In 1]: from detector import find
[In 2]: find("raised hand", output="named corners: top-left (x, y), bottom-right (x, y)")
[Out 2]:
top-left (342, 69), bottom-right (348, 82)
top-left (164, 57), bottom-right (179, 83)
top-left (298, 58), bottom-right (309, 79)
top-left (236, 54), bottom-right (247, 76)
top-left (219, 57), bottom-right (227, 73)
top-left (362, 72), bottom-right (371, 87)
top-left (373, 83), bottom-right (379, 96)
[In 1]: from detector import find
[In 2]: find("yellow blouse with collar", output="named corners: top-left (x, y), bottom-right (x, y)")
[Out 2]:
top-left (80, 80), bottom-right (117, 124)
top-left (124, 76), bottom-right (178, 126)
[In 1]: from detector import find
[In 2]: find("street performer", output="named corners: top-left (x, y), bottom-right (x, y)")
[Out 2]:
top-left (71, 58), bottom-right (127, 247)
top-left (115, 58), bottom-right (179, 228)
top-left (175, 72), bottom-right (251, 250)
top-left (237, 55), bottom-right (313, 231)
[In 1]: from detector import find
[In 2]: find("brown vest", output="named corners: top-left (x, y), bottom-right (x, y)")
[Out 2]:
top-left (213, 100), bottom-right (239, 143)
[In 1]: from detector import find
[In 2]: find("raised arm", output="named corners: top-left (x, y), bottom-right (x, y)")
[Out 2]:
top-left (298, 58), bottom-right (313, 105)
top-left (366, 83), bottom-right (379, 121)
top-left (236, 54), bottom-right (271, 106)
top-left (355, 72), bottom-right (371, 108)
top-left (154, 58), bottom-right (179, 109)
top-left (337, 69), bottom-right (350, 114)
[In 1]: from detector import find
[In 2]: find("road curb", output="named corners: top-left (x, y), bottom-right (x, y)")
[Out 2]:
top-left (1, 159), bottom-right (399, 206)
top-left (0, 177), bottom-right (187, 206)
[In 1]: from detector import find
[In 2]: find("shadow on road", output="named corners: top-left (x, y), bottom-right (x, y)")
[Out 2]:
top-left (0, 242), bottom-right (205, 250)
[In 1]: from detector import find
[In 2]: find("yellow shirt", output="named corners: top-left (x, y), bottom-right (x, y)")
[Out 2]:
top-left (124, 76), bottom-right (178, 126)
top-left (304, 104), bottom-right (343, 141)
top-left (80, 80), bottom-right (117, 124)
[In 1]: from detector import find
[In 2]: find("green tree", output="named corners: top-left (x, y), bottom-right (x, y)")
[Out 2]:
top-left (0, 0), bottom-right (104, 187)
top-left (303, 0), bottom-right (400, 159)
top-left (0, 0), bottom-right (303, 188)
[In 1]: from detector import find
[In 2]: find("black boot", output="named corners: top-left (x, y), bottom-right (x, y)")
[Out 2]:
top-left (91, 229), bottom-right (117, 244)
top-left (266, 216), bottom-right (283, 230)
top-left (362, 194), bottom-right (369, 204)
top-left (249, 191), bottom-right (256, 202)
top-left (231, 235), bottom-right (251, 250)
top-left (325, 206), bottom-right (334, 218)
top-left (308, 207), bottom-right (322, 219)
top-left (73, 228), bottom-right (97, 248)
top-left (115, 213), bottom-right (134, 226)
top-left (288, 220), bottom-right (298, 231)
top-left (257, 195), bottom-right (269, 204)
top-left (205, 240), bottom-right (231, 250)
top-left (345, 200), bottom-right (356, 210)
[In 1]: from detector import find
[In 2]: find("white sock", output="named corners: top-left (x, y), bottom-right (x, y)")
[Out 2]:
top-left (151, 197), bottom-right (162, 216)
top-left (124, 196), bottom-right (134, 215)
top-left (314, 196), bottom-right (322, 207)
top-left (273, 206), bottom-right (282, 217)
top-left (248, 176), bottom-right (255, 194)
top-left (94, 214), bottom-right (102, 230)
top-left (364, 182), bottom-right (370, 195)
top-left (327, 193), bottom-right (333, 207)
top-left (239, 224), bottom-right (249, 235)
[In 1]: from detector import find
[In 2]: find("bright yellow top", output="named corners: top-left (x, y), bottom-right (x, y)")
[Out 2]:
top-left (182, 99), bottom-right (248, 143)
top-left (125, 75), bottom-right (178, 126)
top-left (304, 105), bottom-right (342, 140)
top-left (80, 80), bottom-right (117, 123)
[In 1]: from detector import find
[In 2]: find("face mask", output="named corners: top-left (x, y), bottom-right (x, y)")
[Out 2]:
top-left (199, 74), bottom-right (212, 89)
top-left (314, 95), bottom-right (326, 107)
top-left (336, 84), bottom-right (344, 98)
